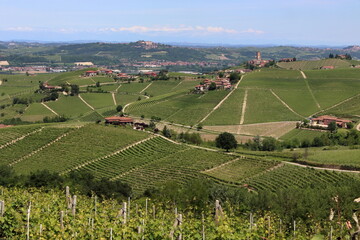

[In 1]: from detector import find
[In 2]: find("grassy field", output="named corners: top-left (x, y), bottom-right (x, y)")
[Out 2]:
top-left (118, 82), bottom-right (151, 93)
top-left (280, 129), bottom-right (325, 142)
top-left (322, 94), bottom-right (360, 117)
top-left (21, 103), bottom-right (56, 122)
top-left (145, 81), bottom-right (183, 96)
top-left (81, 93), bottom-right (114, 109)
top-left (244, 89), bottom-right (301, 124)
top-left (115, 93), bottom-right (141, 106)
top-left (203, 89), bottom-right (245, 125)
top-left (46, 96), bottom-right (92, 117)
top-left (277, 59), bottom-right (351, 70)
top-left (293, 147), bottom-right (360, 168)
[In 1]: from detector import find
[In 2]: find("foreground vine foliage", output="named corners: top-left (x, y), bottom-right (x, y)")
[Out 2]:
top-left (0, 187), bottom-right (354, 239)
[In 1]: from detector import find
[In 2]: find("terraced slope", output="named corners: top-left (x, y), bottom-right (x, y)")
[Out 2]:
top-left (12, 124), bottom-right (149, 174)
top-left (0, 127), bottom-right (72, 166)
top-left (277, 59), bottom-right (351, 70)
top-left (244, 164), bottom-right (354, 191)
top-left (202, 157), bottom-right (280, 184)
top-left (115, 147), bottom-right (235, 194)
top-left (0, 125), bottom-right (41, 146)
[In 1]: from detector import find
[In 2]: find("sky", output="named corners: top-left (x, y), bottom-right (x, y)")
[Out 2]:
top-left (0, 0), bottom-right (359, 46)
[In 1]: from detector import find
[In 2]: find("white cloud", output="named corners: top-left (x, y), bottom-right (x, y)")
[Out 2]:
top-left (5, 27), bottom-right (34, 32)
top-left (240, 28), bottom-right (265, 34)
top-left (99, 25), bottom-right (249, 35)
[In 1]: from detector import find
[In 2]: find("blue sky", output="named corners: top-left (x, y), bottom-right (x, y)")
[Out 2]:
top-left (0, 0), bottom-right (359, 45)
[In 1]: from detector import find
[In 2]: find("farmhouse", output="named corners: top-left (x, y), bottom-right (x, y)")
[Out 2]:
top-left (42, 82), bottom-right (62, 90)
top-left (310, 115), bottom-right (352, 128)
top-left (84, 71), bottom-right (98, 77)
top-left (321, 66), bottom-right (335, 70)
top-left (105, 116), bottom-right (134, 125)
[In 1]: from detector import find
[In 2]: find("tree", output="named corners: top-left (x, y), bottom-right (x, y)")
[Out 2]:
top-left (70, 84), bottom-right (79, 96)
top-left (218, 72), bottom-right (224, 78)
top-left (215, 132), bottom-right (237, 152)
top-left (329, 53), bottom-right (334, 59)
top-left (328, 121), bottom-right (338, 133)
top-left (208, 82), bottom-right (216, 91)
top-left (162, 126), bottom-right (171, 138)
top-left (229, 72), bottom-right (240, 84)
top-left (116, 105), bottom-right (123, 112)
top-left (96, 81), bottom-right (101, 87)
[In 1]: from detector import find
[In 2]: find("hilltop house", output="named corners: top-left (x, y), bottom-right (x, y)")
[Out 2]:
top-left (84, 71), bottom-right (98, 77)
top-left (310, 115), bottom-right (352, 128)
top-left (105, 116), bottom-right (134, 125)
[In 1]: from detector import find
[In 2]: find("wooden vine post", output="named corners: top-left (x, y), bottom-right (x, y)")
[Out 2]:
top-left (66, 186), bottom-right (72, 209)
top-left (72, 195), bottom-right (77, 217)
top-left (26, 201), bottom-right (31, 240)
top-left (60, 211), bottom-right (64, 229)
top-left (0, 200), bottom-right (4, 217)
top-left (215, 200), bottom-right (223, 226)
top-left (169, 213), bottom-right (183, 240)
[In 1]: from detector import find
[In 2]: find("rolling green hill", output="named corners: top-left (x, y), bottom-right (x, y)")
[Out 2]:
top-left (277, 59), bottom-right (352, 70)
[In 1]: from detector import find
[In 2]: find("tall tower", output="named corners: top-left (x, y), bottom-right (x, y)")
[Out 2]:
top-left (256, 51), bottom-right (261, 60)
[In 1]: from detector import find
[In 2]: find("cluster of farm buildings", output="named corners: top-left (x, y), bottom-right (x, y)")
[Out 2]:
top-left (194, 78), bottom-right (232, 92)
top-left (309, 115), bottom-right (352, 129)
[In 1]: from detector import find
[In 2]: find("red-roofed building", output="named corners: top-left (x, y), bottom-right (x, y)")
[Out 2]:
top-left (105, 116), bottom-right (134, 125)
top-left (310, 115), bottom-right (352, 128)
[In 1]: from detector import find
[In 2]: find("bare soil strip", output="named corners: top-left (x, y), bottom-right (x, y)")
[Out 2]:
top-left (112, 93), bottom-right (117, 106)
top-left (78, 94), bottom-right (95, 110)
top-left (140, 82), bottom-right (153, 93)
top-left (199, 76), bottom-right (244, 124)
top-left (115, 84), bottom-right (122, 92)
top-left (239, 89), bottom-right (248, 126)
top-left (270, 89), bottom-right (304, 118)
top-left (357, 123), bottom-right (360, 131)
top-left (300, 70), bottom-right (307, 79)
top-left (41, 102), bottom-right (59, 116)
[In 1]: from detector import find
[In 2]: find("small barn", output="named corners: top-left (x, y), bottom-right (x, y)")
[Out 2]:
top-left (105, 116), bottom-right (134, 125)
